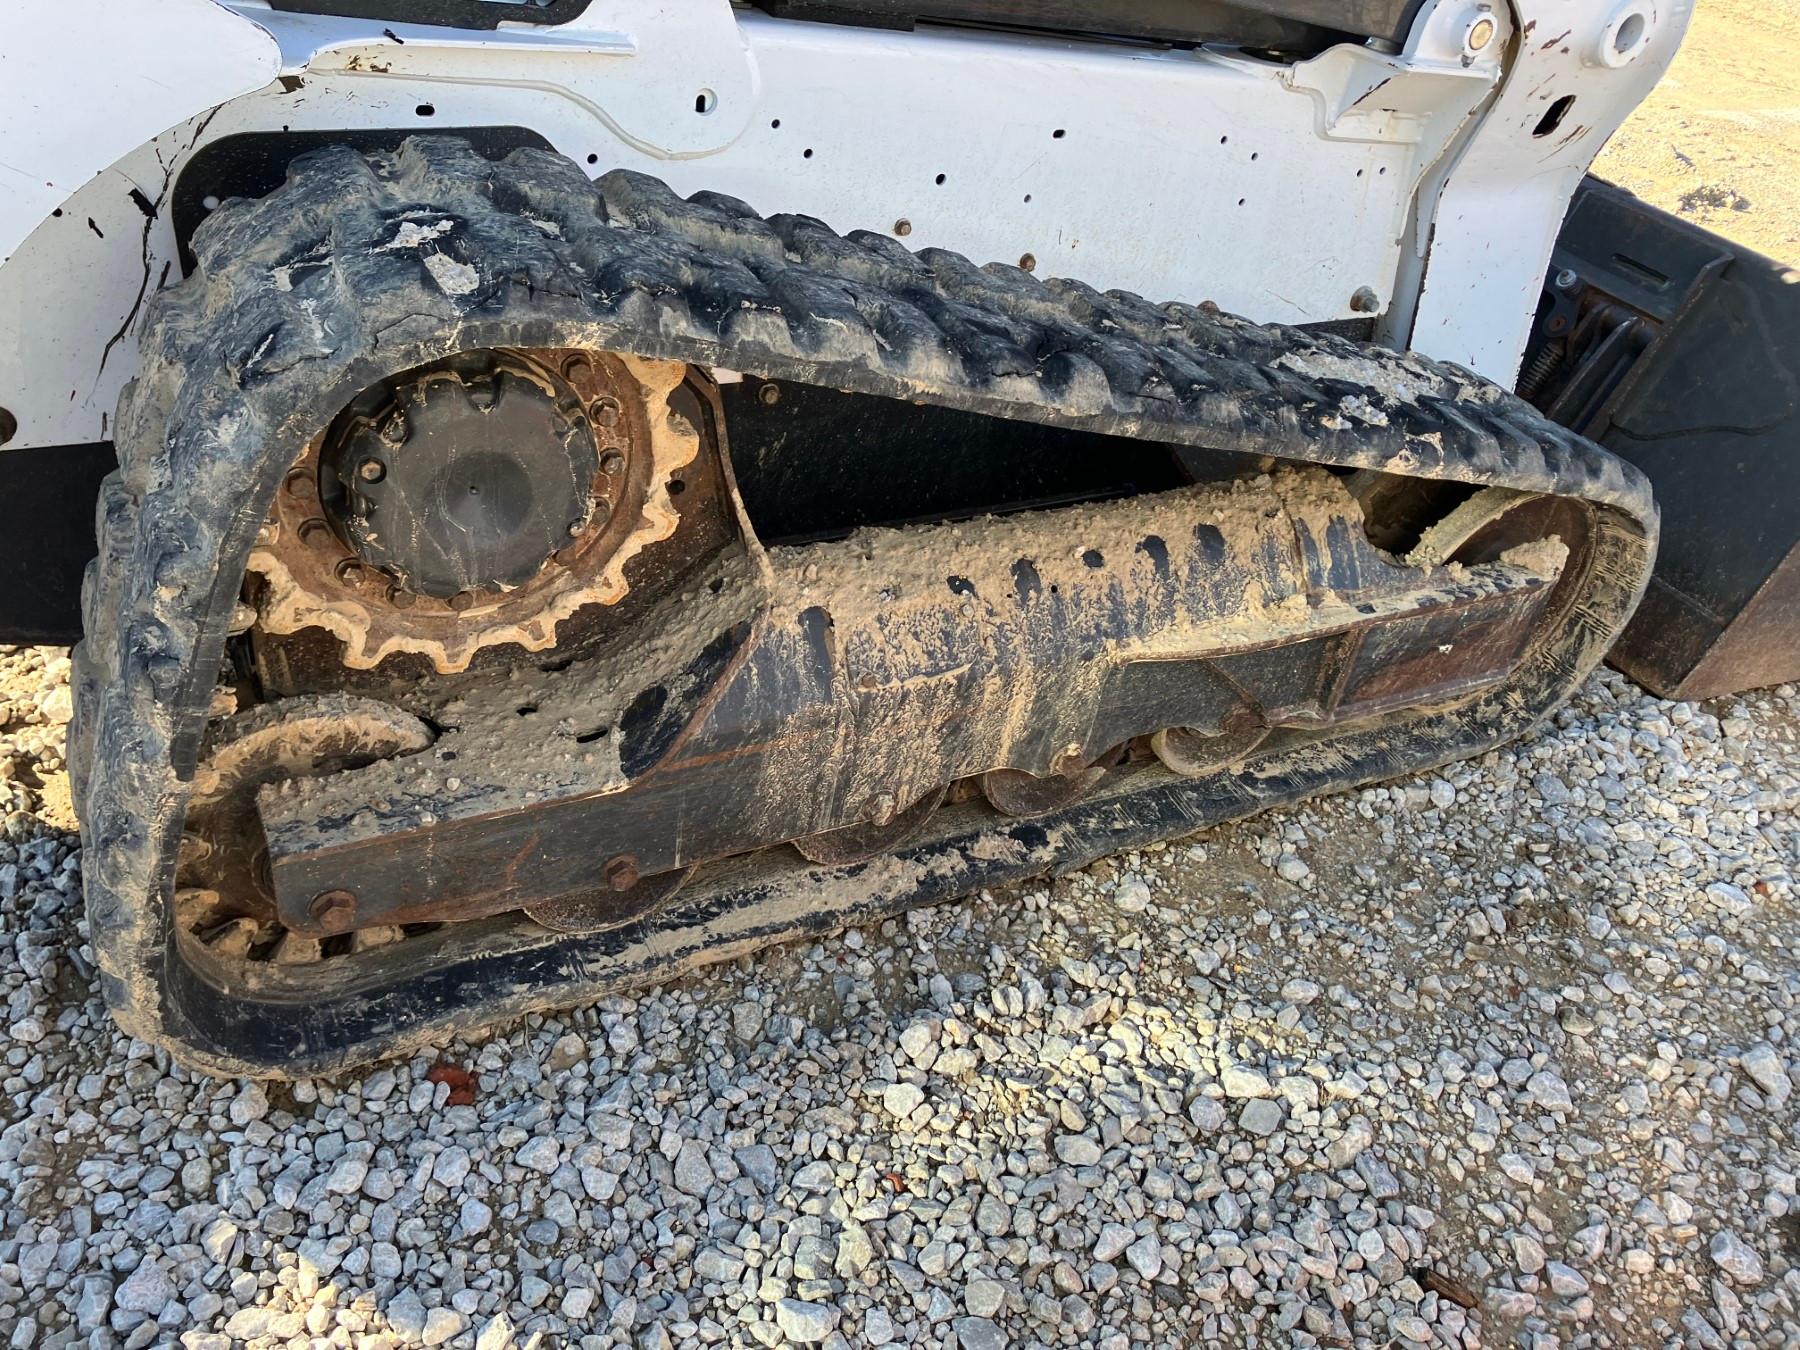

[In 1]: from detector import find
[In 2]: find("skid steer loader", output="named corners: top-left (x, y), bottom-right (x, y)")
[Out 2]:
top-left (0, 0), bottom-right (1733, 1075)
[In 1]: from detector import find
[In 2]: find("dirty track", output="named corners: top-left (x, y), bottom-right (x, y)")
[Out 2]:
top-left (72, 134), bottom-right (1652, 1074)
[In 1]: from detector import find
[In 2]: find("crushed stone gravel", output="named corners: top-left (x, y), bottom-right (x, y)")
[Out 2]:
top-left (0, 643), bottom-right (1796, 1348)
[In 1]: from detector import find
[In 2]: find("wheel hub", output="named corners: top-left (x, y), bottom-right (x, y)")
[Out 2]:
top-left (321, 354), bottom-right (600, 600)
top-left (245, 349), bottom-right (702, 672)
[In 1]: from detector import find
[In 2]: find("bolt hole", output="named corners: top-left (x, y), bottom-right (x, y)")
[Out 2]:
top-left (415, 103), bottom-right (435, 117)
top-left (1052, 128), bottom-right (1066, 139)
top-left (934, 172), bottom-right (947, 185)
top-left (803, 147), bottom-right (814, 159)
top-left (587, 153), bottom-right (598, 165)
top-left (1023, 193), bottom-right (1032, 203)
top-left (770, 117), bottom-right (781, 128)
top-left (1250, 151), bottom-right (1259, 161)
top-left (1219, 135), bottom-right (1228, 144)
top-left (1615, 12), bottom-right (1646, 52)
top-left (1533, 94), bottom-right (1576, 138)
top-left (669, 478), bottom-right (686, 495)
top-left (694, 89), bottom-right (717, 114)
top-left (1237, 198), bottom-right (1246, 206)
top-left (517, 704), bottom-right (539, 717)
top-left (574, 727), bottom-right (608, 744)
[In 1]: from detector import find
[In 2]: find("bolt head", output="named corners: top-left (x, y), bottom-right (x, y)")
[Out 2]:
top-left (1350, 286), bottom-right (1381, 314)
top-left (357, 458), bottom-right (386, 483)
top-left (604, 854), bottom-right (641, 891)
top-left (1467, 15), bottom-right (1495, 49)
top-left (758, 383), bottom-right (781, 406)
top-left (309, 888), bottom-right (357, 934)
top-left (1555, 268), bottom-right (1581, 292)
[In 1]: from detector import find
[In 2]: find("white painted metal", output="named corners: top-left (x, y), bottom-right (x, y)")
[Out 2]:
top-left (1394, 0), bottom-right (1693, 380)
top-left (0, 0), bottom-right (1683, 454)
top-left (0, 0), bottom-right (280, 267)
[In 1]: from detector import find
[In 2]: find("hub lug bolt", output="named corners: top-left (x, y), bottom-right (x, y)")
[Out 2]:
top-left (309, 888), bottom-right (358, 934)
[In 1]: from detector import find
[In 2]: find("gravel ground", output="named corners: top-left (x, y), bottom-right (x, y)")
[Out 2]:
top-left (1, 641), bottom-right (1797, 1349)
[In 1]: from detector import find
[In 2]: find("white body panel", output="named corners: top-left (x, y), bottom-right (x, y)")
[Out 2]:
top-left (0, 0), bottom-right (1687, 452)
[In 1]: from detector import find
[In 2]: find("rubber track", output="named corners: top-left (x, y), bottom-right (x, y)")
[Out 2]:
top-left (70, 136), bottom-right (1656, 1074)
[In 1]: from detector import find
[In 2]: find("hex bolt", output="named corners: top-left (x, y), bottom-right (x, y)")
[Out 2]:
top-left (1052, 743), bottom-right (1087, 775)
top-left (758, 383), bottom-right (781, 406)
top-left (894, 218), bottom-right (913, 237)
top-left (592, 396), bottom-right (622, 428)
top-left (448, 590), bottom-right (475, 612)
top-left (599, 449), bottom-right (626, 474)
top-left (568, 519), bottom-right (585, 538)
top-left (604, 854), bottom-right (641, 891)
top-left (1350, 286), bottom-right (1381, 314)
top-left (869, 792), bottom-right (897, 824)
top-left (357, 458), bottom-right (386, 483)
top-left (563, 355), bottom-right (594, 384)
top-left (335, 558), bottom-right (366, 585)
top-left (1555, 268), bottom-right (1581, 292)
top-left (309, 889), bottom-right (358, 934)
top-left (386, 585), bottom-right (417, 609)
